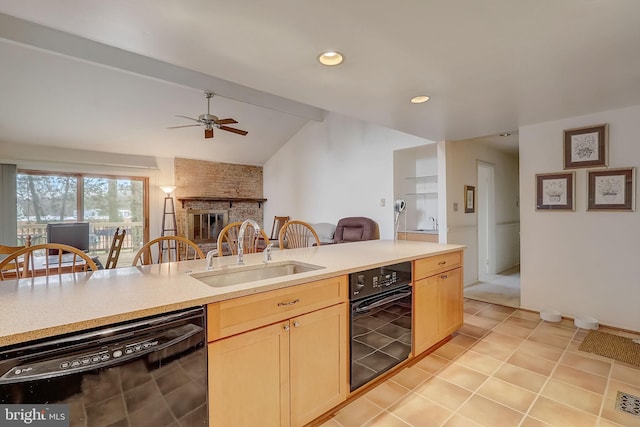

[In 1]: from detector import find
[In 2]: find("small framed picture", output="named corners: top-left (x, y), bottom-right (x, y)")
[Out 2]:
top-left (464, 185), bottom-right (475, 213)
top-left (563, 124), bottom-right (608, 169)
top-left (536, 172), bottom-right (575, 211)
top-left (588, 168), bottom-right (635, 211)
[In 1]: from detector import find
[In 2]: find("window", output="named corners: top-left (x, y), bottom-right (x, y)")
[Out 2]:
top-left (17, 170), bottom-right (149, 266)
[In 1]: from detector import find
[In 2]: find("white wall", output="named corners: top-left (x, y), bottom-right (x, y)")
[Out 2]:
top-left (263, 112), bottom-right (433, 239)
top-left (519, 104), bottom-right (640, 331)
top-left (445, 139), bottom-right (520, 285)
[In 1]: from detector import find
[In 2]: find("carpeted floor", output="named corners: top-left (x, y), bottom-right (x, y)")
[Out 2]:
top-left (579, 329), bottom-right (640, 367)
top-left (464, 265), bottom-right (520, 308)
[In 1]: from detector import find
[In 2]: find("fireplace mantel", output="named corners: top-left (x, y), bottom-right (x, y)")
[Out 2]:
top-left (177, 197), bottom-right (267, 208)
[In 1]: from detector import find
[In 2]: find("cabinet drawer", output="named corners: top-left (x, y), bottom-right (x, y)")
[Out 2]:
top-left (207, 275), bottom-right (348, 341)
top-left (397, 232), bottom-right (438, 243)
top-left (414, 251), bottom-right (462, 280)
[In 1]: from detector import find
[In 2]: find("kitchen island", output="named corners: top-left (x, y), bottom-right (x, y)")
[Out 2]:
top-left (0, 239), bottom-right (464, 427)
top-left (0, 240), bottom-right (463, 346)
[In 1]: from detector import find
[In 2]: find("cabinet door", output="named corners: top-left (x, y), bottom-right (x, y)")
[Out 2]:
top-left (208, 321), bottom-right (290, 427)
top-left (439, 267), bottom-right (463, 337)
top-left (289, 304), bottom-right (348, 427)
top-left (413, 276), bottom-right (440, 355)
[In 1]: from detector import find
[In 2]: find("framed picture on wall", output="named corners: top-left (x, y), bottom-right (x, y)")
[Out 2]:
top-left (464, 185), bottom-right (475, 213)
top-left (587, 167), bottom-right (635, 211)
top-left (563, 124), bottom-right (608, 169)
top-left (536, 172), bottom-right (575, 211)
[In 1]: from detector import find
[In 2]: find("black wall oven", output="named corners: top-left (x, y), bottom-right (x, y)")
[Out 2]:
top-left (0, 307), bottom-right (207, 426)
top-left (349, 261), bottom-right (412, 392)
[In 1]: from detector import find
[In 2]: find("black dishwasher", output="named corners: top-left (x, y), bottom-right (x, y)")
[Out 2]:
top-left (0, 306), bottom-right (207, 426)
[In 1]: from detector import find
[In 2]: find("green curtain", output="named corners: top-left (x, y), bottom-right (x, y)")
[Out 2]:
top-left (0, 164), bottom-right (17, 245)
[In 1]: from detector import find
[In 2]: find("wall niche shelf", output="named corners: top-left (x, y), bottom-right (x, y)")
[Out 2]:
top-left (405, 175), bottom-right (438, 182)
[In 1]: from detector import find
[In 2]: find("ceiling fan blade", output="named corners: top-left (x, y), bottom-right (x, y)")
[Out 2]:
top-left (167, 124), bottom-right (201, 129)
top-left (204, 128), bottom-right (214, 139)
top-left (215, 118), bottom-right (238, 125)
top-left (219, 126), bottom-right (248, 136)
top-left (175, 115), bottom-right (201, 123)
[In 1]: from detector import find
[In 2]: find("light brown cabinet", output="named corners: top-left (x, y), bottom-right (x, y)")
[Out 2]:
top-left (413, 251), bottom-right (463, 355)
top-left (208, 320), bottom-right (289, 427)
top-left (207, 276), bottom-right (348, 427)
top-left (397, 231), bottom-right (438, 243)
top-left (289, 304), bottom-right (347, 426)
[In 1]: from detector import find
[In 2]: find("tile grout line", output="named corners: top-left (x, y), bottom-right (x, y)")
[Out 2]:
top-left (514, 321), bottom-right (578, 426)
top-left (437, 304), bottom-right (538, 426)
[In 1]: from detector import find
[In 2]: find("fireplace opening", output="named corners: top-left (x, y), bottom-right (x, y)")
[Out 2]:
top-left (187, 209), bottom-right (229, 244)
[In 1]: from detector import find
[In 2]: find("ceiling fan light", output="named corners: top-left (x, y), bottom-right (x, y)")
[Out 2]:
top-left (410, 95), bottom-right (430, 104)
top-left (318, 51), bottom-right (344, 66)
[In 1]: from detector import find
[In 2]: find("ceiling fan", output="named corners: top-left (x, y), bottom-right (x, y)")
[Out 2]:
top-left (168, 91), bottom-right (248, 139)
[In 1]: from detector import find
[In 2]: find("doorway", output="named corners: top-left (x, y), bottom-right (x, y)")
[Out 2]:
top-left (461, 139), bottom-right (521, 308)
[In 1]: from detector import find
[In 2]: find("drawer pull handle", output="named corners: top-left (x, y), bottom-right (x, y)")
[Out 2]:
top-left (438, 261), bottom-right (447, 265)
top-left (441, 274), bottom-right (448, 279)
top-left (278, 298), bottom-right (300, 307)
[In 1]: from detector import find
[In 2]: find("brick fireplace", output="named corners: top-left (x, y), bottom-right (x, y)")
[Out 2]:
top-left (174, 158), bottom-right (266, 252)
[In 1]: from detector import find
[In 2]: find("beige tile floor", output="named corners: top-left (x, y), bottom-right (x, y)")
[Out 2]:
top-left (464, 266), bottom-right (521, 308)
top-left (320, 299), bottom-right (640, 427)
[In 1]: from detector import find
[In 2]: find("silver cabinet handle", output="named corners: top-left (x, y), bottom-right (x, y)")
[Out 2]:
top-left (283, 324), bottom-right (290, 331)
top-left (440, 274), bottom-right (448, 279)
top-left (293, 321), bottom-right (300, 328)
top-left (278, 298), bottom-right (300, 307)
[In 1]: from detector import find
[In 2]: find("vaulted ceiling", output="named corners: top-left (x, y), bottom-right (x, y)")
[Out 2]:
top-left (1, 1), bottom-right (639, 165)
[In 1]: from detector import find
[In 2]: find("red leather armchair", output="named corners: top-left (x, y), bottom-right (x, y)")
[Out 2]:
top-left (333, 217), bottom-right (379, 243)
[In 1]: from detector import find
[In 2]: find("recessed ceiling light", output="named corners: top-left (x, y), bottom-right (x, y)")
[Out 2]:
top-left (318, 51), bottom-right (344, 66)
top-left (410, 95), bottom-right (430, 104)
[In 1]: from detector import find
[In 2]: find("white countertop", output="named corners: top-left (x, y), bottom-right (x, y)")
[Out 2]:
top-left (0, 240), bottom-right (464, 347)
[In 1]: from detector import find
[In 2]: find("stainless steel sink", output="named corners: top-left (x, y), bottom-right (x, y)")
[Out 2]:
top-left (191, 261), bottom-right (324, 287)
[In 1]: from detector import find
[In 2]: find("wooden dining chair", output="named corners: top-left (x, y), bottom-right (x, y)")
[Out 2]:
top-left (0, 243), bottom-right (98, 280)
top-left (132, 236), bottom-right (205, 266)
top-left (278, 220), bottom-right (320, 249)
top-left (0, 235), bottom-right (31, 258)
top-left (105, 227), bottom-right (126, 269)
top-left (0, 244), bottom-right (25, 257)
top-left (0, 239), bottom-right (29, 275)
top-left (269, 216), bottom-right (290, 240)
top-left (217, 221), bottom-right (271, 257)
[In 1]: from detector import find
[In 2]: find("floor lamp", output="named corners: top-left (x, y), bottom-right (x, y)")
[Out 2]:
top-left (160, 185), bottom-right (177, 257)
top-left (160, 186), bottom-right (177, 237)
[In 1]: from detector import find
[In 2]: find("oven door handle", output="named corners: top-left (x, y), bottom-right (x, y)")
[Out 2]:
top-left (354, 290), bottom-right (412, 313)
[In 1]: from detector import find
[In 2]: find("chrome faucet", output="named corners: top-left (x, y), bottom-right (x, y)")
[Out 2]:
top-left (206, 249), bottom-right (217, 270)
top-left (429, 216), bottom-right (436, 230)
top-left (237, 219), bottom-right (260, 266)
top-left (263, 243), bottom-right (273, 263)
